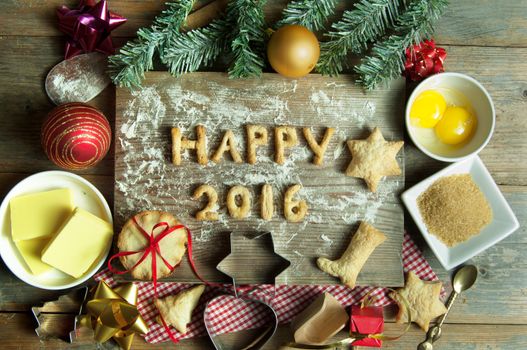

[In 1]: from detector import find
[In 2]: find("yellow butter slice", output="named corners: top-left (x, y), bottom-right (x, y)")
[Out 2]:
top-left (10, 188), bottom-right (73, 241)
top-left (42, 207), bottom-right (113, 278)
top-left (15, 238), bottom-right (53, 275)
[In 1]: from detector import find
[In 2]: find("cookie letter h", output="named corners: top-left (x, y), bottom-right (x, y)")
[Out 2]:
top-left (172, 125), bottom-right (208, 165)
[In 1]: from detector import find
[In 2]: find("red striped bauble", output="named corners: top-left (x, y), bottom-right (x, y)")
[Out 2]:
top-left (42, 102), bottom-right (111, 170)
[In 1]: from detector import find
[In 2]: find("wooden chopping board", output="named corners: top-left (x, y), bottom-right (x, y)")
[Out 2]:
top-left (114, 72), bottom-right (405, 287)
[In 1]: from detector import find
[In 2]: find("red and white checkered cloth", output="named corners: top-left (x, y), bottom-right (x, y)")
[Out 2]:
top-left (95, 232), bottom-right (443, 344)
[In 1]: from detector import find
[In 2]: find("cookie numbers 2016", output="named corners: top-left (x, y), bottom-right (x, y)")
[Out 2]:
top-left (193, 184), bottom-right (307, 222)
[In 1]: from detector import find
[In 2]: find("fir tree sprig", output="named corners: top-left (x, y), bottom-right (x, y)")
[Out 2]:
top-left (108, 0), bottom-right (195, 88)
top-left (276, 0), bottom-right (339, 31)
top-left (355, 0), bottom-right (449, 90)
top-left (226, 0), bottom-right (268, 79)
top-left (317, 0), bottom-right (403, 76)
top-left (163, 19), bottom-right (232, 75)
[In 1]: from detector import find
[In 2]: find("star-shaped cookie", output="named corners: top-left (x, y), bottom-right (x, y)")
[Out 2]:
top-left (346, 128), bottom-right (403, 192)
top-left (390, 271), bottom-right (447, 331)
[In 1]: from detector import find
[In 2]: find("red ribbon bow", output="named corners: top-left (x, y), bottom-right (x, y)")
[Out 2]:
top-left (404, 39), bottom-right (447, 82)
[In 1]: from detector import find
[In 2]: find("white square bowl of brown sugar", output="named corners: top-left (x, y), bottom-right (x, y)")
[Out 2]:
top-left (401, 156), bottom-right (519, 270)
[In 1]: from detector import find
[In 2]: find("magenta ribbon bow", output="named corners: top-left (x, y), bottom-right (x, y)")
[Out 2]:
top-left (57, 0), bottom-right (127, 59)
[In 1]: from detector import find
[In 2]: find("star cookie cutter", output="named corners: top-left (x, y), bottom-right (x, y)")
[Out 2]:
top-left (204, 231), bottom-right (290, 350)
top-left (31, 286), bottom-right (89, 343)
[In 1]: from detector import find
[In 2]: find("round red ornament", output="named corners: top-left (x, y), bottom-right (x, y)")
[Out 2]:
top-left (42, 102), bottom-right (111, 170)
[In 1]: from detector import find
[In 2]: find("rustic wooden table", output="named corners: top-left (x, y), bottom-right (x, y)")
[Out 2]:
top-left (0, 1), bottom-right (525, 349)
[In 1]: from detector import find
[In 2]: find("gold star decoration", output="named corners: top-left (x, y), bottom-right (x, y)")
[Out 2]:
top-left (346, 127), bottom-right (404, 192)
top-left (390, 271), bottom-right (447, 331)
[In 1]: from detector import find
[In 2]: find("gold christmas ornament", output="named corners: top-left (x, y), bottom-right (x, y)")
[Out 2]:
top-left (267, 25), bottom-right (320, 78)
top-left (77, 281), bottom-right (148, 350)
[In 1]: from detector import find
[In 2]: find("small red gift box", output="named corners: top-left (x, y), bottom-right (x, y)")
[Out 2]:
top-left (350, 305), bottom-right (384, 347)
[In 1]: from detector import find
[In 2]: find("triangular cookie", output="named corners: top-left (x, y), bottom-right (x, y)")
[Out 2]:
top-left (155, 285), bottom-right (206, 334)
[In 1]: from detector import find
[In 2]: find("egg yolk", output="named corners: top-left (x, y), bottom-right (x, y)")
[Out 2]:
top-left (410, 90), bottom-right (447, 128)
top-left (434, 106), bottom-right (477, 145)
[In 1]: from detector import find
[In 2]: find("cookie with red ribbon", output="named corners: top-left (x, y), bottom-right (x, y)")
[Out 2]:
top-left (116, 211), bottom-right (188, 280)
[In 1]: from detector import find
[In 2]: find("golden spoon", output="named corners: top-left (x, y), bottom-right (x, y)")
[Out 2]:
top-left (417, 265), bottom-right (478, 350)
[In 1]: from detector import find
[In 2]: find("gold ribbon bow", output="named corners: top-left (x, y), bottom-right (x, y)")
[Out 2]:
top-left (77, 281), bottom-right (149, 350)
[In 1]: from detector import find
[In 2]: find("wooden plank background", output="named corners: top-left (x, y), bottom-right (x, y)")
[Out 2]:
top-left (114, 72), bottom-right (405, 286)
top-left (0, 0), bottom-right (525, 349)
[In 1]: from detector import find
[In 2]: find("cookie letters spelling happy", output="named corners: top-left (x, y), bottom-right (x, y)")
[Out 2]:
top-left (171, 125), bottom-right (340, 168)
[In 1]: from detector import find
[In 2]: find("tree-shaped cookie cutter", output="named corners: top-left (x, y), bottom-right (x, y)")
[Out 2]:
top-left (31, 286), bottom-right (88, 343)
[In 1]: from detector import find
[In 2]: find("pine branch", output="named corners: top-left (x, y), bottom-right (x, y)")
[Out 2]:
top-left (355, 0), bottom-right (449, 90)
top-left (276, 0), bottom-right (339, 31)
top-left (108, 0), bottom-right (195, 89)
top-left (317, 0), bottom-right (403, 76)
top-left (226, 0), bottom-right (268, 79)
top-left (163, 18), bottom-right (231, 75)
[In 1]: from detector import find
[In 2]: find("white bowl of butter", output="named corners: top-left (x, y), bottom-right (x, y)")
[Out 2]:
top-left (0, 171), bottom-right (113, 290)
top-left (406, 72), bottom-right (495, 162)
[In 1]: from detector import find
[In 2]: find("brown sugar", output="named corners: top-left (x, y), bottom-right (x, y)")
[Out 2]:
top-left (417, 174), bottom-right (492, 247)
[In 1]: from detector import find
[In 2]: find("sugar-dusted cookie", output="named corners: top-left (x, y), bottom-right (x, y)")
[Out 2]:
top-left (246, 125), bottom-right (268, 164)
top-left (211, 129), bottom-right (243, 164)
top-left (345, 127), bottom-right (403, 192)
top-left (390, 271), bottom-right (446, 331)
top-left (117, 211), bottom-right (188, 280)
top-left (156, 284), bottom-right (206, 334)
top-left (317, 221), bottom-right (386, 288)
top-left (284, 184), bottom-right (307, 222)
top-left (303, 127), bottom-right (335, 166)
top-left (172, 125), bottom-right (208, 165)
top-left (275, 126), bottom-right (299, 165)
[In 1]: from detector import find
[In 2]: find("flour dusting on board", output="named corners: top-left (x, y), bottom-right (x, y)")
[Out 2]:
top-left (116, 78), bottom-right (400, 256)
top-left (117, 86), bottom-right (168, 211)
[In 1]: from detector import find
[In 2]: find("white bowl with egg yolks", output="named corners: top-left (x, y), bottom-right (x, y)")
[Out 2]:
top-left (405, 72), bottom-right (495, 162)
